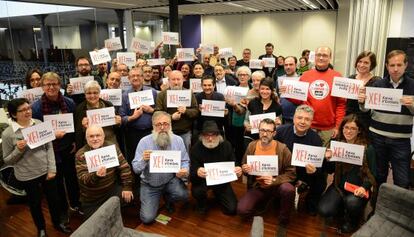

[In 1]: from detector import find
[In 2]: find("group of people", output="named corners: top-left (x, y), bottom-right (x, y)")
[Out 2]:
top-left (1, 42), bottom-right (413, 237)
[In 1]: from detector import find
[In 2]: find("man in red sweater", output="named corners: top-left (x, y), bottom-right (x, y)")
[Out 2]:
top-left (282, 46), bottom-right (346, 146)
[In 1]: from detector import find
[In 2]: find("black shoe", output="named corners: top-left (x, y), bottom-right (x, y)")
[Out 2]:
top-left (38, 229), bottom-right (47, 237)
top-left (165, 202), bottom-right (175, 214)
top-left (195, 204), bottom-right (207, 215)
top-left (340, 221), bottom-right (357, 233)
top-left (54, 223), bottom-right (72, 234)
top-left (6, 195), bottom-right (27, 205)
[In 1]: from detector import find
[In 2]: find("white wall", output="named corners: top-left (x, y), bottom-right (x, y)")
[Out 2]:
top-left (388, 0), bottom-right (414, 37)
top-left (201, 11), bottom-right (337, 63)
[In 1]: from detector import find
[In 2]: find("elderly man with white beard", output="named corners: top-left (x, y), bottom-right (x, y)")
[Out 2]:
top-left (132, 111), bottom-right (190, 224)
top-left (190, 121), bottom-right (242, 215)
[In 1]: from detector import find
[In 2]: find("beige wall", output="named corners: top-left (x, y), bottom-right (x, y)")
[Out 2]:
top-left (201, 11), bottom-right (337, 65)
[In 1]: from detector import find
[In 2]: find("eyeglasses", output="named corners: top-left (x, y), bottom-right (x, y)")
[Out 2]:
top-left (85, 92), bottom-right (100, 95)
top-left (17, 107), bottom-right (32, 113)
top-left (78, 64), bottom-right (90, 67)
top-left (259, 129), bottom-right (274, 134)
top-left (42, 83), bottom-right (59, 88)
top-left (343, 126), bottom-right (358, 132)
top-left (315, 54), bottom-right (330, 59)
top-left (154, 122), bottom-right (170, 128)
top-left (238, 73), bottom-right (249, 77)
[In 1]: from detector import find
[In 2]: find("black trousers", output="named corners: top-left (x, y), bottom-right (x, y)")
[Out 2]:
top-left (22, 175), bottom-right (62, 231)
top-left (318, 185), bottom-right (367, 219)
top-left (296, 167), bottom-right (327, 212)
top-left (191, 182), bottom-right (238, 215)
top-left (55, 149), bottom-right (80, 212)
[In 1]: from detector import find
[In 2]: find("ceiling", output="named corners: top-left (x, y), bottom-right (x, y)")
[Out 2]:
top-left (11, 0), bottom-right (339, 15)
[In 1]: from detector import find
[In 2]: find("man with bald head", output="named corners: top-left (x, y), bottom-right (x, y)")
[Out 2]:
top-left (282, 46), bottom-right (346, 146)
top-left (155, 70), bottom-right (199, 151)
top-left (106, 72), bottom-right (121, 89)
top-left (75, 126), bottom-right (133, 219)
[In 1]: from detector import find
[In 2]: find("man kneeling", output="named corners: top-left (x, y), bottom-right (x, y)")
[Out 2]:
top-left (190, 121), bottom-right (242, 214)
top-left (132, 111), bottom-right (190, 224)
top-left (76, 126), bottom-right (134, 219)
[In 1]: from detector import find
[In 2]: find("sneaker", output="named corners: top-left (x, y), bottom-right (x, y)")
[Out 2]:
top-left (69, 206), bottom-right (84, 215)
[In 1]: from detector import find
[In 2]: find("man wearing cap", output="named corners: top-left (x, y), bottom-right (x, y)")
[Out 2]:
top-left (190, 121), bottom-right (242, 215)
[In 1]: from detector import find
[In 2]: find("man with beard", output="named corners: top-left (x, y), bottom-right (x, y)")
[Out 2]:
top-left (155, 70), bottom-right (199, 152)
top-left (67, 56), bottom-right (104, 105)
top-left (237, 118), bottom-right (295, 237)
top-left (132, 111), bottom-right (190, 224)
top-left (75, 126), bottom-right (133, 219)
top-left (190, 121), bottom-right (242, 215)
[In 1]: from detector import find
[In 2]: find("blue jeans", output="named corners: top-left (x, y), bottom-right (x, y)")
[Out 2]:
top-left (370, 132), bottom-right (411, 188)
top-left (178, 131), bottom-right (192, 153)
top-left (140, 177), bottom-right (188, 224)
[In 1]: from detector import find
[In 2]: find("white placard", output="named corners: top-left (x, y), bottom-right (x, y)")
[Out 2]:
top-left (247, 155), bottom-right (278, 176)
top-left (21, 121), bottom-right (56, 149)
top-left (200, 44), bottom-right (214, 54)
top-left (167, 90), bottom-right (192, 108)
top-left (249, 59), bottom-right (263, 69)
top-left (117, 52), bottom-right (136, 68)
top-left (281, 79), bottom-right (309, 101)
top-left (176, 48), bottom-right (194, 62)
top-left (308, 51), bottom-right (315, 63)
top-left (0, 108), bottom-right (8, 124)
top-left (162, 32), bottom-right (179, 45)
top-left (149, 150), bottom-right (181, 173)
top-left (100, 89), bottom-right (122, 106)
top-left (364, 87), bottom-right (403, 112)
top-left (69, 76), bottom-right (93, 95)
top-left (104, 37), bottom-right (123, 51)
top-left (84, 144), bottom-right (119, 173)
top-left (249, 112), bottom-right (276, 134)
top-left (224, 86), bottom-right (249, 103)
top-left (189, 78), bottom-right (202, 93)
top-left (86, 107), bottom-right (116, 128)
top-left (204, 161), bottom-right (237, 186)
top-left (331, 77), bottom-right (363, 100)
top-left (19, 87), bottom-right (44, 104)
top-left (277, 76), bottom-right (300, 88)
top-left (219, 47), bottom-right (233, 58)
top-left (330, 141), bottom-right (364, 166)
top-left (147, 58), bottom-right (166, 66)
top-left (262, 58), bottom-right (276, 68)
top-left (43, 113), bottom-right (74, 133)
top-left (291, 143), bottom-right (326, 168)
top-left (89, 48), bottom-right (111, 65)
top-left (128, 90), bottom-right (155, 109)
top-left (120, 76), bottom-right (131, 90)
top-left (130, 38), bottom-right (151, 54)
top-left (201, 100), bottom-right (226, 117)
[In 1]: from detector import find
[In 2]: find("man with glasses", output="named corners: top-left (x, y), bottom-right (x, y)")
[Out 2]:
top-left (119, 67), bottom-right (157, 164)
top-left (236, 48), bottom-right (252, 67)
top-left (214, 64), bottom-right (238, 95)
top-left (32, 72), bottom-right (81, 220)
top-left (190, 121), bottom-right (242, 215)
top-left (67, 56), bottom-right (104, 105)
top-left (281, 46), bottom-right (346, 146)
top-left (237, 118), bottom-right (295, 237)
top-left (132, 111), bottom-right (189, 224)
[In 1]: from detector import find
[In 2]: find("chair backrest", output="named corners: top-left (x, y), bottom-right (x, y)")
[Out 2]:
top-left (71, 196), bottom-right (124, 237)
top-left (375, 183), bottom-right (414, 232)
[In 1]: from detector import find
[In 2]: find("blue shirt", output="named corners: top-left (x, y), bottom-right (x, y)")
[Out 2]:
top-left (132, 133), bottom-right (190, 187)
top-left (119, 86), bottom-right (158, 130)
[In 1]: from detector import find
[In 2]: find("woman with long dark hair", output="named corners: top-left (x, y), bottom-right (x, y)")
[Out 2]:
top-left (318, 114), bottom-right (376, 234)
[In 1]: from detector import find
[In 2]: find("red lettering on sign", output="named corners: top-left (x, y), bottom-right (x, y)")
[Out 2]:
top-left (27, 131), bottom-right (39, 144)
top-left (89, 114), bottom-right (101, 125)
top-left (89, 154), bottom-right (101, 168)
top-left (333, 147), bottom-right (345, 158)
top-left (295, 150), bottom-right (307, 162)
top-left (368, 92), bottom-right (381, 105)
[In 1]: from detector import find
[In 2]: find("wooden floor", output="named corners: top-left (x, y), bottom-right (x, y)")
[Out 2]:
top-left (0, 178), bottom-right (351, 237)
